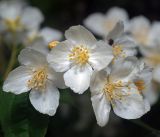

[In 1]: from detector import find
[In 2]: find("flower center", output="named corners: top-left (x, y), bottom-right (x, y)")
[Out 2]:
top-left (112, 45), bottom-right (124, 58)
top-left (103, 80), bottom-right (131, 103)
top-left (28, 68), bottom-right (48, 91)
top-left (134, 80), bottom-right (145, 91)
top-left (4, 17), bottom-right (23, 32)
top-left (69, 45), bottom-right (89, 65)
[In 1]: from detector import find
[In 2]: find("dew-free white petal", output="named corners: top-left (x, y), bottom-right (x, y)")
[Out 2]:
top-left (65, 25), bottom-right (97, 47)
top-left (91, 93), bottom-right (111, 127)
top-left (47, 40), bottom-right (72, 72)
top-left (18, 48), bottom-right (47, 67)
top-left (89, 40), bottom-right (113, 71)
top-left (3, 66), bottom-right (32, 94)
top-left (64, 64), bottom-right (93, 94)
top-left (29, 81), bottom-right (60, 116)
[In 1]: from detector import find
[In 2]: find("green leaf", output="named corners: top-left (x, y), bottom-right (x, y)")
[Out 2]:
top-left (0, 91), bottom-right (49, 137)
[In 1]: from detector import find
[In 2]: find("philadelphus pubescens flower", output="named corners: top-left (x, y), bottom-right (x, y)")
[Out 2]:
top-left (129, 16), bottom-right (159, 47)
top-left (47, 25), bottom-right (114, 94)
top-left (0, 0), bottom-right (44, 44)
top-left (140, 43), bottom-right (160, 83)
top-left (132, 61), bottom-right (158, 105)
top-left (84, 7), bottom-right (128, 37)
top-left (90, 57), bottom-right (151, 126)
top-left (106, 21), bottom-right (137, 60)
top-left (3, 48), bottom-right (66, 116)
top-left (23, 27), bottom-right (62, 47)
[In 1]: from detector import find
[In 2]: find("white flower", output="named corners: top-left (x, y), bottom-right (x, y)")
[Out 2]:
top-left (128, 16), bottom-right (158, 47)
top-left (84, 7), bottom-right (128, 37)
top-left (132, 61), bottom-right (157, 105)
top-left (3, 48), bottom-right (66, 116)
top-left (47, 25), bottom-right (113, 94)
top-left (24, 27), bottom-right (62, 47)
top-left (0, 1), bottom-right (44, 44)
top-left (90, 56), bottom-right (150, 127)
top-left (106, 21), bottom-right (137, 60)
top-left (140, 44), bottom-right (160, 83)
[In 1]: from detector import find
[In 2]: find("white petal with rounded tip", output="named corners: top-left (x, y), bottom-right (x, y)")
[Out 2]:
top-left (47, 40), bottom-right (72, 72)
top-left (149, 22), bottom-right (160, 46)
top-left (18, 48), bottom-right (47, 67)
top-left (105, 7), bottom-right (128, 32)
top-left (3, 66), bottom-right (32, 94)
top-left (29, 81), bottom-right (60, 116)
top-left (40, 27), bottom-right (62, 43)
top-left (89, 41), bottom-right (113, 71)
top-left (91, 93), bottom-right (111, 127)
top-left (129, 16), bottom-right (150, 45)
top-left (65, 25), bottom-right (97, 47)
top-left (113, 85), bottom-right (150, 119)
top-left (106, 7), bottom-right (128, 22)
top-left (64, 64), bottom-right (93, 94)
top-left (0, 1), bottom-right (22, 20)
top-left (84, 13), bottom-right (106, 36)
top-left (21, 7), bottom-right (44, 30)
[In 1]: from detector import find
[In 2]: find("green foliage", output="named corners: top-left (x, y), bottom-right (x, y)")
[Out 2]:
top-left (0, 91), bottom-right (49, 137)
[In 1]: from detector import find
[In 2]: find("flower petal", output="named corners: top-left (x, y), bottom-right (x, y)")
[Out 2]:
top-left (109, 56), bottom-right (140, 83)
top-left (91, 93), bottom-right (111, 127)
top-left (89, 40), bottom-right (113, 71)
top-left (29, 81), bottom-right (60, 116)
top-left (47, 40), bottom-right (72, 72)
top-left (21, 7), bottom-right (44, 30)
top-left (65, 25), bottom-right (97, 47)
top-left (47, 67), bottom-right (67, 89)
top-left (113, 84), bottom-right (150, 119)
top-left (153, 66), bottom-right (160, 83)
top-left (0, 1), bottom-right (23, 20)
top-left (40, 27), bottom-right (62, 43)
top-left (18, 48), bottom-right (47, 67)
top-left (64, 64), bottom-right (93, 94)
top-left (3, 66), bottom-right (32, 94)
top-left (84, 13), bottom-right (106, 36)
top-left (106, 21), bottom-right (124, 41)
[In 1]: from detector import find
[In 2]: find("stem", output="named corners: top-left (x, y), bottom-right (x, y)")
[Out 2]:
top-left (130, 120), bottom-right (160, 135)
top-left (3, 44), bottom-right (17, 80)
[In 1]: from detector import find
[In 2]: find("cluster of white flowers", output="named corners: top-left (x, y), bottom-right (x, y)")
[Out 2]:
top-left (0, 0), bottom-right (62, 46)
top-left (2, 4), bottom-right (158, 127)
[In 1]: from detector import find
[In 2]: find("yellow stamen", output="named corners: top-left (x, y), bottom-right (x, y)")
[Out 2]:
top-left (28, 68), bottom-right (48, 91)
top-left (4, 17), bottom-right (22, 32)
top-left (134, 80), bottom-right (145, 91)
top-left (48, 41), bottom-right (59, 49)
top-left (112, 45), bottom-right (124, 58)
top-left (69, 45), bottom-right (89, 65)
top-left (103, 80), bottom-right (132, 105)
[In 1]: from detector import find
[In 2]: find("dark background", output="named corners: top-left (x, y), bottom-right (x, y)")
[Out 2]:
top-left (12, 0), bottom-right (160, 136)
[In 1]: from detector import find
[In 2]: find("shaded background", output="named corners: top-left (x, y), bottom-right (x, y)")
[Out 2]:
top-left (3, 0), bottom-right (160, 137)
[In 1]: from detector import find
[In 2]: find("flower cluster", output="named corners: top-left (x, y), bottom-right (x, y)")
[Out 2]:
top-left (0, 0), bottom-right (62, 46)
top-left (1, 4), bottom-right (157, 127)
